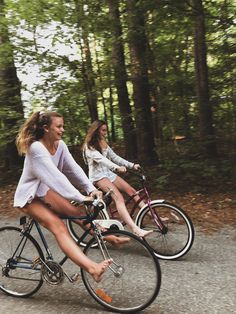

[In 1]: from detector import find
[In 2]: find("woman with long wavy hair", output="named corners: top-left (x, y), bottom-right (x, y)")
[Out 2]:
top-left (82, 120), bottom-right (153, 238)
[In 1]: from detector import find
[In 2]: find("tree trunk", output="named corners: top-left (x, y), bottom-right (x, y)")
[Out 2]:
top-left (74, 0), bottom-right (98, 121)
top-left (192, 0), bottom-right (218, 157)
top-left (0, 0), bottom-right (24, 168)
top-left (94, 41), bottom-right (108, 124)
top-left (126, 0), bottom-right (158, 164)
top-left (107, 0), bottom-right (137, 159)
top-left (108, 87), bottom-right (116, 142)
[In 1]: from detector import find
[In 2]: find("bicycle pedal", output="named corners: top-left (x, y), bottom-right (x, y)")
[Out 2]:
top-left (32, 256), bottom-right (41, 269)
top-left (70, 273), bottom-right (80, 283)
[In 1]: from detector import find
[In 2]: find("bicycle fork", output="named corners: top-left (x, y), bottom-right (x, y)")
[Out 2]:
top-left (94, 231), bottom-right (124, 278)
top-left (145, 201), bottom-right (168, 234)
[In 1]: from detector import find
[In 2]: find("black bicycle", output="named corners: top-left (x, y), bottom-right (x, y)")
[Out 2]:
top-left (0, 197), bottom-right (161, 313)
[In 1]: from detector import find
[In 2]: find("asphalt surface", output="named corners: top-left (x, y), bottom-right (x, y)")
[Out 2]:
top-left (0, 218), bottom-right (235, 314)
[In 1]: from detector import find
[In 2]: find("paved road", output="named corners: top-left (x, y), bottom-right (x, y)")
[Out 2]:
top-left (0, 218), bottom-right (235, 314)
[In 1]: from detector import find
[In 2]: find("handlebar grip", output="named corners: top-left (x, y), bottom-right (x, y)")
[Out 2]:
top-left (82, 198), bottom-right (105, 225)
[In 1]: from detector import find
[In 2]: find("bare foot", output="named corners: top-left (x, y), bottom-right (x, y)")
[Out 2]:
top-left (105, 235), bottom-right (131, 248)
top-left (89, 259), bottom-right (113, 282)
top-left (133, 227), bottom-right (153, 238)
top-left (95, 223), bottom-right (107, 232)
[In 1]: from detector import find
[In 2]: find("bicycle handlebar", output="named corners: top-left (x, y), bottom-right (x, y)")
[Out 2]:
top-left (82, 189), bottom-right (112, 223)
top-left (114, 165), bottom-right (147, 182)
top-left (127, 168), bottom-right (147, 182)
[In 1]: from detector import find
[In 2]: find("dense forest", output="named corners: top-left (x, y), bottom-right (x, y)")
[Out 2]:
top-left (0, 0), bottom-right (235, 189)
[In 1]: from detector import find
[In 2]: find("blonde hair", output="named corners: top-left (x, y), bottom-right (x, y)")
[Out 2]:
top-left (16, 111), bottom-right (62, 155)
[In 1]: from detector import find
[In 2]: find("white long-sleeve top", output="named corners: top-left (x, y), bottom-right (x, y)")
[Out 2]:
top-left (84, 145), bottom-right (134, 183)
top-left (14, 140), bottom-right (95, 208)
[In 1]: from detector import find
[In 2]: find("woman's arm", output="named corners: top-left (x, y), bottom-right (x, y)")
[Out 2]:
top-left (85, 147), bottom-right (120, 171)
top-left (60, 142), bottom-right (96, 194)
top-left (106, 146), bottom-right (134, 168)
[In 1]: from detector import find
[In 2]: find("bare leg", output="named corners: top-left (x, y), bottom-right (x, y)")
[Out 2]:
top-left (114, 176), bottom-right (146, 208)
top-left (95, 178), bottom-right (153, 238)
top-left (51, 195), bottom-right (130, 247)
top-left (21, 197), bottom-right (112, 282)
top-left (43, 189), bottom-right (130, 246)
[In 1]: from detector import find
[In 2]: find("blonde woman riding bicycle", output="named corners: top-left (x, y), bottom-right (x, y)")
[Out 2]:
top-left (14, 112), bottom-right (130, 282)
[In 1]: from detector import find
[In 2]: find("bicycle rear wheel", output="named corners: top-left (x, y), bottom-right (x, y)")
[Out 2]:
top-left (81, 230), bottom-right (161, 313)
top-left (136, 201), bottom-right (194, 260)
top-left (0, 226), bottom-right (44, 297)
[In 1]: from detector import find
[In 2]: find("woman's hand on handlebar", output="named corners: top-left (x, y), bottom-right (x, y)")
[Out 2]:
top-left (83, 189), bottom-right (103, 204)
top-left (133, 163), bottom-right (141, 171)
top-left (116, 166), bottom-right (127, 173)
top-left (83, 195), bottom-right (94, 203)
top-left (115, 164), bottom-right (141, 173)
top-left (89, 189), bottom-right (103, 199)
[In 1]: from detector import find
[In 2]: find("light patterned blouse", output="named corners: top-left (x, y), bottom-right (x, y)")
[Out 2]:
top-left (83, 145), bottom-right (134, 183)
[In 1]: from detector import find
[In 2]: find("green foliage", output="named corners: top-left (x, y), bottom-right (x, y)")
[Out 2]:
top-left (0, 0), bottom-right (235, 169)
top-left (0, 107), bottom-right (23, 146)
top-left (153, 153), bottom-right (235, 191)
top-left (154, 174), bottom-right (170, 188)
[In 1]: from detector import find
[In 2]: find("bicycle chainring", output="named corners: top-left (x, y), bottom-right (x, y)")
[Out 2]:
top-left (41, 260), bottom-right (64, 285)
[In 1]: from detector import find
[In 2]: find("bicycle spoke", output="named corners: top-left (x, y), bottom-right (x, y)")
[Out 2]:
top-left (137, 202), bottom-right (194, 260)
top-left (0, 227), bottom-right (43, 297)
top-left (81, 230), bottom-right (161, 313)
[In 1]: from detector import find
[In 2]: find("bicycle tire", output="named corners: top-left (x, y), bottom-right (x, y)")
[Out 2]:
top-left (0, 226), bottom-right (44, 297)
top-left (81, 229), bottom-right (161, 313)
top-left (67, 209), bottom-right (109, 247)
top-left (136, 201), bottom-right (194, 260)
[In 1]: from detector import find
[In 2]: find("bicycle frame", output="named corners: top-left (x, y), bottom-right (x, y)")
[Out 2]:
top-left (8, 205), bottom-right (124, 282)
top-left (5, 216), bottom-right (90, 282)
top-left (107, 170), bottom-right (167, 233)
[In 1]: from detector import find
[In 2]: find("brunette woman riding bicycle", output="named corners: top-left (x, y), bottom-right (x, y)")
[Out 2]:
top-left (82, 120), bottom-right (153, 238)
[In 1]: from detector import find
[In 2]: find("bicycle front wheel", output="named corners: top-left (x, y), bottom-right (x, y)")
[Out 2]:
top-left (81, 230), bottom-right (161, 313)
top-left (0, 226), bottom-right (44, 297)
top-left (136, 201), bottom-right (195, 260)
